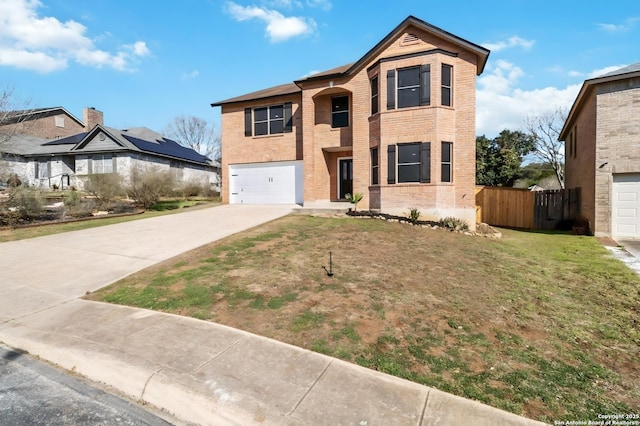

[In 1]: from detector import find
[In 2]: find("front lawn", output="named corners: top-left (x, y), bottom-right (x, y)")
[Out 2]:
top-left (87, 215), bottom-right (640, 423)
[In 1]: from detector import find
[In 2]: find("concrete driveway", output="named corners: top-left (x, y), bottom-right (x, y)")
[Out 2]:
top-left (0, 204), bottom-right (294, 320)
top-left (609, 238), bottom-right (640, 274)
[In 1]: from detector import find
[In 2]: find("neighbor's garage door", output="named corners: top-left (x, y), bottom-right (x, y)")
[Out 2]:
top-left (612, 173), bottom-right (640, 238)
top-left (229, 161), bottom-right (303, 204)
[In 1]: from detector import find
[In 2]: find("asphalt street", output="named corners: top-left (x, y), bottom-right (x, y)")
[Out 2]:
top-left (0, 345), bottom-right (177, 425)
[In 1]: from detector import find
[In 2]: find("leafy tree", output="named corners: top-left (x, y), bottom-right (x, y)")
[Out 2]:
top-left (524, 107), bottom-right (566, 189)
top-left (519, 162), bottom-right (557, 187)
top-left (476, 129), bottom-right (536, 186)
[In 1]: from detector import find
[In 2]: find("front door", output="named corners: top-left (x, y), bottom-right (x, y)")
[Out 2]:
top-left (338, 158), bottom-right (353, 199)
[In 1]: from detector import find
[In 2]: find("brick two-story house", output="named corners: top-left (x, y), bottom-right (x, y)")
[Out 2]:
top-left (560, 62), bottom-right (640, 238)
top-left (211, 16), bottom-right (489, 227)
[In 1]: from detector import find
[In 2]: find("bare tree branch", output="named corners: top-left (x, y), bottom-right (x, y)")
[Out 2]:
top-left (164, 115), bottom-right (221, 161)
top-left (524, 107), bottom-right (567, 189)
top-left (0, 86), bottom-right (32, 182)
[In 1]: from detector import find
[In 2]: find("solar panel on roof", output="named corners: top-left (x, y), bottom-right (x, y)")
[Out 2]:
top-left (43, 132), bottom-right (88, 145)
top-left (121, 134), bottom-right (209, 164)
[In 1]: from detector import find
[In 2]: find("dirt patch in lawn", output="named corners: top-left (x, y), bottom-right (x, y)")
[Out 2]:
top-left (87, 215), bottom-right (640, 423)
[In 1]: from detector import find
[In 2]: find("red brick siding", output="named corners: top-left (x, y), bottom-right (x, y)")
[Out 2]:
top-left (219, 94), bottom-right (302, 203)
top-left (3, 113), bottom-right (85, 139)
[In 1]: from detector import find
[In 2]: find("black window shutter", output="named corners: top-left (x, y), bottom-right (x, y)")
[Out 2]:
top-left (284, 102), bottom-right (293, 133)
top-left (420, 142), bottom-right (431, 183)
top-left (386, 70), bottom-right (396, 110)
top-left (420, 64), bottom-right (431, 106)
top-left (244, 108), bottom-right (252, 137)
top-left (387, 145), bottom-right (396, 184)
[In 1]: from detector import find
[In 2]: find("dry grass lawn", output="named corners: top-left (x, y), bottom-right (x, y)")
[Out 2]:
top-left (87, 215), bottom-right (640, 423)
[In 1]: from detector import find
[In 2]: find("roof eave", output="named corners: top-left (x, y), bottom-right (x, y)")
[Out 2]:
top-left (211, 85), bottom-right (301, 107)
top-left (560, 69), bottom-right (640, 140)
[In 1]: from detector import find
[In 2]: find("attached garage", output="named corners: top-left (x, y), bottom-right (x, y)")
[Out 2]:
top-left (229, 161), bottom-right (303, 205)
top-left (612, 174), bottom-right (640, 238)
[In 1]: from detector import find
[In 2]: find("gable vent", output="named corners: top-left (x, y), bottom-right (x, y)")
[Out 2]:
top-left (402, 33), bottom-right (420, 44)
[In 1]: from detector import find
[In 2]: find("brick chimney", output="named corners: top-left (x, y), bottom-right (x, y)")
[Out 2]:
top-left (83, 107), bottom-right (104, 130)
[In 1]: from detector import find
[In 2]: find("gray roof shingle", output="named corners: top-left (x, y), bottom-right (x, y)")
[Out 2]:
top-left (598, 62), bottom-right (640, 78)
top-left (2, 126), bottom-right (213, 166)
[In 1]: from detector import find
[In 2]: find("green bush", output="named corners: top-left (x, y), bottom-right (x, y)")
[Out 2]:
top-left (63, 189), bottom-right (82, 207)
top-left (345, 192), bottom-right (363, 211)
top-left (84, 173), bottom-right (124, 209)
top-left (438, 216), bottom-right (469, 231)
top-left (127, 166), bottom-right (175, 209)
top-left (408, 207), bottom-right (420, 225)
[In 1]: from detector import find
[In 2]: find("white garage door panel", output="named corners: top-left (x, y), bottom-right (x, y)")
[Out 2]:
top-left (612, 174), bottom-right (640, 238)
top-left (229, 161), bottom-right (303, 205)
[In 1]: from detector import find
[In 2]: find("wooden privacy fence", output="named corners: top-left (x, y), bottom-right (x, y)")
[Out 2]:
top-left (475, 186), bottom-right (580, 230)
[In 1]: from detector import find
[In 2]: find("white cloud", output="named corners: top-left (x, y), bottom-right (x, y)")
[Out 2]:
top-left (566, 64), bottom-right (628, 80)
top-left (225, 1), bottom-right (316, 42)
top-left (306, 0), bottom-right (332, 10)
top-left (127, 41), bottom-right (151, 57)
top-left (0, 0), bottom-right (150, 73)
top-left (182, 69), bottom-right (200, 79)
top-left (597, 23), bottom-right (622, 32)
top-left (587, 64), bottom-right (626, 78)
top-left (477, 60), bottom-right (581, 137)
top-left (263, 0), bottom-right (302, 8)
top-left (0, 48), bottom-right (66, 72)
top-left (597, 18), bottom-right (639, 32)
top-left (260, 0), bottom-right (331, 11)
top-left (483, 36), bottom-right (534, 52)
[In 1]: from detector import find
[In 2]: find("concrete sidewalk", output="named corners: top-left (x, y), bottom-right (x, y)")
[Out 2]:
top-left (0, 205), bottom-right (546, 425)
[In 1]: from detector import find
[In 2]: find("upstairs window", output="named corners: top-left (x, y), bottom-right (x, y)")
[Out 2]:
top-left (441, 64), bottom-right (453, 107)
top-left (370, 76), bottom-right (379, 115)
top-left (254, 105), bottom-right (283, 135)
top-left (397, 67), bottom-right (421, 108)
top-left (244, 103), bottom-right (293, 137)
top-left (387, 65), bottom-right (430, 110)
top-left (332, 96), bottom-right (349, 128)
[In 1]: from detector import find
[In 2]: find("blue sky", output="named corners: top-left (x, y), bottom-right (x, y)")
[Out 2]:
top-left (1, 0), bottom-right (638, 138)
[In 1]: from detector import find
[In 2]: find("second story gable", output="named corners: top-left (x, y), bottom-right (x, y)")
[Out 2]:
top-left (212, 16), bottom-right (489, 157)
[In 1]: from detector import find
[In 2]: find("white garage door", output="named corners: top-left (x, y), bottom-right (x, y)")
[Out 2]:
top-left (612, 174), bottom-right (640, 238)
top-left (229, 161), bottom-right (303, 205)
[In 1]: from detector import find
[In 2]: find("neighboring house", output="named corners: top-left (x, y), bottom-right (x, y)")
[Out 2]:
top-left (1, 107), bottom-right (219, 191)
top-left (211, 15), bottom-right (489, 228)
top-left (1, 106), bottom-right (103, 140)
top-left (560, 62), bottom-right (640, 238)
